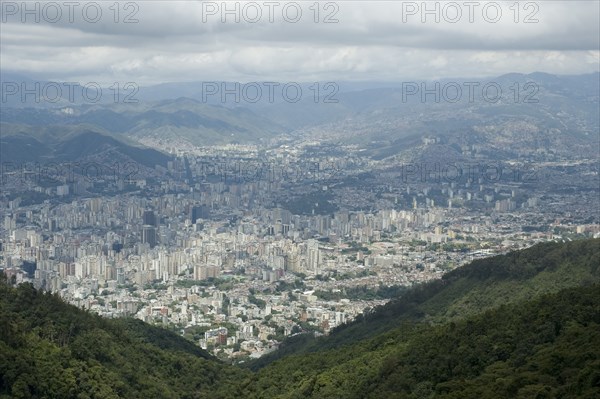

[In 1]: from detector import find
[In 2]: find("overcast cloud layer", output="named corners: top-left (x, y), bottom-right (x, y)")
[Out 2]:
top-left (1, 0), bottom-right (599, 84)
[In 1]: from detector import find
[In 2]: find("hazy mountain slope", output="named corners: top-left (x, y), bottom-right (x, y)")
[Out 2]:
top-left (0, 97), bottom-right (286, 146)
top-left (3, 73), bottom-right (597, 156)
top-left (291, 73), bottom-right (600, 160)
top-left (0, 134), bottom-right (52, 163)
top-left (118, 98), bottom-right (285, 145)
top-left (0, 126), bottom-right (172, 168)
top-left (53, 130), bottom-right (172, 167)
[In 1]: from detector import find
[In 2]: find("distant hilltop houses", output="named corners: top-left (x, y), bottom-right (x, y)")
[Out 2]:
top-left (422, 136), bottom-right (440, 145)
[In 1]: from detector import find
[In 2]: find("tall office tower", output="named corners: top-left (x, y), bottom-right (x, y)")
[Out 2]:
top-left (142, 226), bottom-right (157, 248)
top-left (143, 210), bottom-right (157, 227)
top-left (190, 204), bottom-right (211, 223)
top-left (142, 210), bottom-right (157, 248)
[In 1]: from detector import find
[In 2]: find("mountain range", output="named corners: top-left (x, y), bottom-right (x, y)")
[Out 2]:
top-left (0, 125), bottom-right (171, 169)
top-left (1, 72), bottom-right (598, 166)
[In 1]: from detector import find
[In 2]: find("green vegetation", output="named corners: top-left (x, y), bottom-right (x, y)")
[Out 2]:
top-left (341, 241), bottom-right (371, 254)
top-left (274, 279), bottom-right (306, 292)
top-left (248, 294), bottom-right (266, 308)
top-left (249, 238), bottom-right (599, 368)
top-left (0, 275), bottom-right (249, 399)
top-left (242, 285), bottom-right (600, 398)
top-left (1, 239), bottom-right (598, 398)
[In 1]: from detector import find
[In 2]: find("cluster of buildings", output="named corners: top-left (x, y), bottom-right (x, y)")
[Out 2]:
top-left (1, 142), bottom-right (598, 359)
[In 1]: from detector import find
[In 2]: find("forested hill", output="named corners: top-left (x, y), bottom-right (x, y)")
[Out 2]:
top-left (0, 278), bottom-right (250, 398)
top-left (1, 239), bottom-right (598, 398)
top-left (242, 284), bottom-right (600, 398)
top-left (250, 238), bottom-right (600, 369)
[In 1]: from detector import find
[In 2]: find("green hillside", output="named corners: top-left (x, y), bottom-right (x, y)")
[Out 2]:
top-left (1, 239), bottom-right (598, 398)
top-left (0, 278), bottom-right (249, 399)
top-left (242, 284), bottom-right (600, 398)
top-left (250, 239), bottom-right (600, 368)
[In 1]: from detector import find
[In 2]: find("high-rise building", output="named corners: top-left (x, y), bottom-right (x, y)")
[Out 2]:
top-left (142, 210), bottom-right (158, 248)
top-left (307, 239), bottom-right (320, 274)
top-left (495, 199), bottom-right (516, 212)
top-left (143, 210), bottom-right (157, 227)
top-left (190, 205), bottom-right (211, 223)
top-left (142, 226), bottom-right (157, 248)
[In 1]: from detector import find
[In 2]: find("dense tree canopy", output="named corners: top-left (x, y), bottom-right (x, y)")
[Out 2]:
top-left (0, 275), bottom-right (249, 399)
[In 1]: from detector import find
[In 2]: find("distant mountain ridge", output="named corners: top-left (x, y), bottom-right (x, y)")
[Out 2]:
top-left (2, 72), bottom-right (598, 159)
top-left (0, 126), bottom-right (172, 168)
top-left (1, 97), bottom-right (284, 147)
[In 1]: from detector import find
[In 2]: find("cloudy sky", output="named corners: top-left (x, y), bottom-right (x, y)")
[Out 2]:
top-left (1, 0), bottom-right (599, 85)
